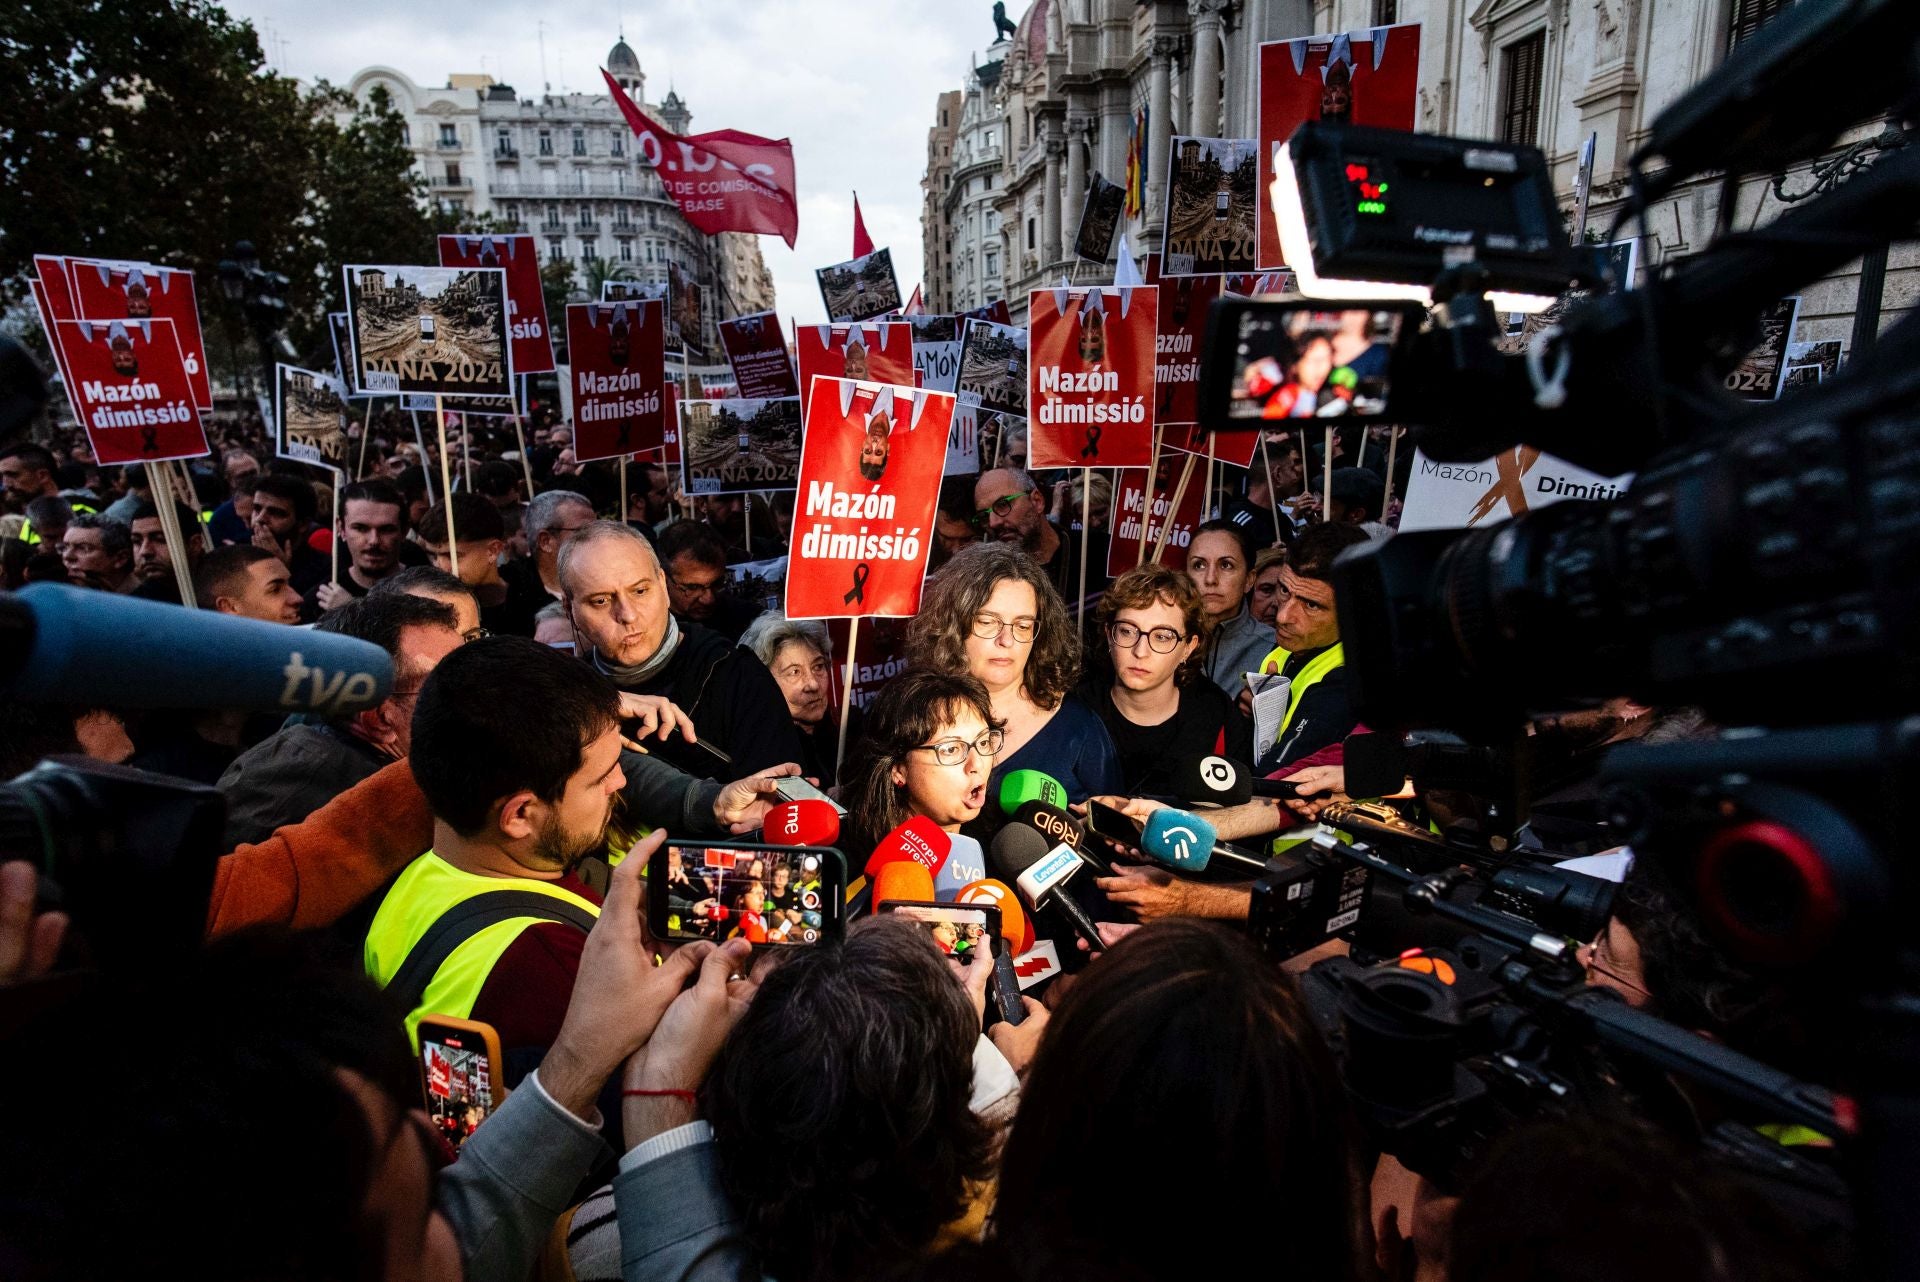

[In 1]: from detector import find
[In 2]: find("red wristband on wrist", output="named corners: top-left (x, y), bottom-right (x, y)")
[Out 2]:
top-left (623, 1087), bottom-right (697, 1104)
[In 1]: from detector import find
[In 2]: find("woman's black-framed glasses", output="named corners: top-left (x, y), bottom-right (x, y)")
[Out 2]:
top-left (1108, 620), bottom-right (1186, 653)
top-left (971, 613), bottom-right (1038, 643)
top-left (911, 727), bottom-right (1007, 766)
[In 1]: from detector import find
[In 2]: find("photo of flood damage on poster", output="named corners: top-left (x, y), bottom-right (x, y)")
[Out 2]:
top-left (342, 264), bottom-right (512, 398)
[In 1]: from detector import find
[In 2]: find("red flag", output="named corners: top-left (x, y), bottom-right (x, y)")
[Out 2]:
top-left (903, 284), bottom-right (925, 316)
top-left (601, 69), bottom-right (799, 247)
top-left (852, 193), bottom-right (874, 259)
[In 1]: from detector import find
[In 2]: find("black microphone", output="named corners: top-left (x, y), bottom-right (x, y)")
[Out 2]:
top-left (0, 584), bottom-right (394, 715)
top-left (1010, 801), bottom-right (1112, 874)
top-left (988, 824), bottom-right (1107, 954)
top-left (1175, 754), bottom-right (1325, 804)
top-left (1341, 732), bottom-right (1411, 800)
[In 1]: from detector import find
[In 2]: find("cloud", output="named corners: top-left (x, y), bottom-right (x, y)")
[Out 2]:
top-left (233, 0), bottom-right (1029, 328)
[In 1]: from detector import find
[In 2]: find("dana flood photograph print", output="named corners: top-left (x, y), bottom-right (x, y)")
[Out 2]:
top-left (275, 364), bottom-right (351, 470)
top-left (817, 247), bottom-right (904, 323)
top-left (679, 396), bottom-right (803, 494)
top-left (343, 264), bottom-right (512, 397)
top-left (1161, 137), bottom-right (1259, 276)
top-left (956, 319), bottom-right (1027, 416)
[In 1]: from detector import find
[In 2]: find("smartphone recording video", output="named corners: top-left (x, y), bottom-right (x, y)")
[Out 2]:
top-left (655, 842), bottom-right (843, 946)
top-left (1204, 300), bottom-right (1412, 425)
top-left (880, 901), bottom-right (1001, 963)
top-left (417, 1017), bottom-right (503, 1153)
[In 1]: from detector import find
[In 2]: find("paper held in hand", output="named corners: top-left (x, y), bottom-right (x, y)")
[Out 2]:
top-left (1246, 672), bottom-right (1293, 758)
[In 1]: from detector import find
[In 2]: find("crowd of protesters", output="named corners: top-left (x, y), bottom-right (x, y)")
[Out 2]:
top-left (0, 393), bottom-right (1844, 1282)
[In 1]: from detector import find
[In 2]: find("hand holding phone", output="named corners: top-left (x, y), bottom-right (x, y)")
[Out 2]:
top-left (649, 841), bottom-right (846, 949)
top-left (417, 1016), bottom-right (504, 1152)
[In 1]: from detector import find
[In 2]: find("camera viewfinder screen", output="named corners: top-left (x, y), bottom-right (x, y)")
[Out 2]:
top-left (1227, 307), bottom-right (1403, 421)
top-left (664, 846), bottom-right (827, 946)
top-left (421, 1029), bottom-right (493, 1151)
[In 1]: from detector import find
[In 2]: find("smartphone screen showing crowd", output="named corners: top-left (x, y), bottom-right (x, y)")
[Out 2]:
top-left (879, 901), bottom-right (1003, 963)
top-left (417, 1016), bottom-right (503, 1152)
top-left (649, 841), bottom-right (845, 947)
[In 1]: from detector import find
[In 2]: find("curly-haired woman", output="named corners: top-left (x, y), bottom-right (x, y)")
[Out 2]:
top-left (904, 542), bottom-right (1120, 807)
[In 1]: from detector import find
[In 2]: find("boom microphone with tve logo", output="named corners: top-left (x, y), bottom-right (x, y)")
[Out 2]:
top-left (988, 824), bottom-right (1107, 953)
top-left (760, 799), bottom-right (841, 848)
top-left (1140, 807), bottom-right (1271, 877)
top-left (0, 584), bottom-right (394, 715)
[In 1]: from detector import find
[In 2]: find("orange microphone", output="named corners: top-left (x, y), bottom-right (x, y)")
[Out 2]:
top-left (956, 878), bottom-right (1034, 956)
top-left (870, 860), bottom-right (936, 912)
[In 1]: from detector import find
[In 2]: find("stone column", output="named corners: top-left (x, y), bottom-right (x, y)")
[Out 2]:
top-left (1064, 118), bottom-right (1089, 258)
top-left (1042, 127), bottom-right (1065, 268)
top-left (1146, 36), bottom-right (1178, 234)
top-left (1188, 1), bottom-right (1224, 139)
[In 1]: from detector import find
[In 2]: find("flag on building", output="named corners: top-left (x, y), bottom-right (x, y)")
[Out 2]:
top-left (852, 192), bottom-right (875, 259)
top-left (1124, 105), bottom-right (1148, 219)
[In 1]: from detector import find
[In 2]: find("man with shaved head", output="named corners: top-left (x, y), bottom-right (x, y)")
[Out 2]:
top-left (558, 520), bottom-right (800, 780)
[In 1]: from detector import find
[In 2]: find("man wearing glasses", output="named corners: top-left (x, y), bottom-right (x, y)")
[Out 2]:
top-left (218, 592), bottom-right (467, 848)
top-left (657, 519), bottom-right (759, 643)
top-left (973, 465), bottom-right (1110, 612)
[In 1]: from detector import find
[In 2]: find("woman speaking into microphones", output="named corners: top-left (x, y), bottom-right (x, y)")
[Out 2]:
top-left (839, 669), bottom-right (1005, 867)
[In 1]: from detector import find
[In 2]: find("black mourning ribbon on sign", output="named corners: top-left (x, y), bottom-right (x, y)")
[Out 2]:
top-left (617, 419), bottom-right (632, 448)
top-left (1080, 423), bottom-right (1102, 459)
top-left (141, 426), bottom-right (160, 453)
top-left (844, 561), bottom-right (872, 605)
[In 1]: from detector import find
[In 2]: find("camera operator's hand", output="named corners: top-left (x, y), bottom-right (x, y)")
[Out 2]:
top-left (713, 763), bottom-right (804, 833)
top-left (0, 862), bottom-right (66, 985)
top-left (542, 832), bottom-right (711, 1120)
top-left (988, 998), bottom-right (1049, 1078)
top-left (617, 692), bottom-right (698, 751)
top-left (622, 937), bottom-right (757, 1144)
top-left (1281, 763), bottom-right (1349, 820)
top-left (1096, 864), bottom-right (1252, 923)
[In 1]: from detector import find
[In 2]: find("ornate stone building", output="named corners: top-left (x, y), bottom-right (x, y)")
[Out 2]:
top-left (928, 0), bottom-right (1905, 345)
top-left (928, 49), bottom-right (1011, 314)
top-left (345, 37), bottom-right (776, 354)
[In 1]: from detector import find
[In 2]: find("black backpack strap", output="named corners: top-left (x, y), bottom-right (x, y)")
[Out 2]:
top-left (385, 890), bottom-right (598, 1018)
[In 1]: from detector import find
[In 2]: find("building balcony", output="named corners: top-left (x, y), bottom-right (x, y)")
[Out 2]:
top-left (576, 221), bottom-right (600, 233)
top-left (494, 147), bottom-right (519, 162)
top-left (431, 175), bottom-right (473, 189)
top-left (541, 219), bottom-right (568, 233)
top-left (435, 138), bottom-right (463, 151)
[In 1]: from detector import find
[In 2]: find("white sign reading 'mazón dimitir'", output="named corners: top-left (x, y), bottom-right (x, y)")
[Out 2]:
top-left (1397, 447), bottom-right (1634, 533)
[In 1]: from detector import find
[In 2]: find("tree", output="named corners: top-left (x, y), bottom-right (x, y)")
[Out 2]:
top-left (541, 259), bottom-right (580, 362)
top-left (0, 0), bottom-right (489, 379)
top-left (583, 257), bottom-right (640, 299)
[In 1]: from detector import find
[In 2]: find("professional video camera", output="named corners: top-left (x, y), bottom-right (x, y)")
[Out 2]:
top-left (1248, 0), bottom-right (1920, 1271)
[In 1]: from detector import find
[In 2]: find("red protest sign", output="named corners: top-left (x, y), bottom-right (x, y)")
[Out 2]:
top-left (1257, 24), bottom-right (1421, 270)
top-left (439, 233), bottom-right (556, 375)
top-left (1143, 253), bottom-right (1216, 428)
top-left (1028, 285), bottom-right (1158, 470)
top-left (786, 377), bottom-right (953, 620)
top-left (826, 616), bottom-right (912, 713)
top-left (64, 259), bottom-right (213, 412)
top-left (719, 310), bottom-right (800, 398)
top-left (53, 318), bottom-right (209, 464)
top-left (565, 300), bottom-right (666, 462)
top-left (602, 70), bottom-right (799, 248)
top-left (1108, 459), bottom-right (1207, 576)
top-left (796, 322), bottom-right (912, 414)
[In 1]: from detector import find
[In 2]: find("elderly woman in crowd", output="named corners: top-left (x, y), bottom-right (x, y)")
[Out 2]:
top-left (740, 611), bottom-right (849, 788)
top-left (905, 542), bottom-right (1120, 808)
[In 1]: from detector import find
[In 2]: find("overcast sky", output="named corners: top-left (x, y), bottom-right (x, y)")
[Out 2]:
top-left (224, 0), bottom-right (1028, 325)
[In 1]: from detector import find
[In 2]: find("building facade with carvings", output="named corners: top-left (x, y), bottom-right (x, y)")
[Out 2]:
top-left (929, 0), bottom-right (1904, 346)
top-left (927, 50), bottom-right (1011, 314)
top-left (345, 38), bottom-right (776, 354)
top-left (922, 90), bottom-right (963, 312)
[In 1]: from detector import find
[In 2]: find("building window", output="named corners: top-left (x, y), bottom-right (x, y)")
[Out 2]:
top-left (986, 173), bottom-right (995, 190)
top-left (619, 239), bottom-right (634, 262)
top-left (495, 126), bottom-right (512, 154)
top-left (646, 242), bottom-right (655, 263)
top-left (986, 250), bottom-right (999, 276)
top-left (445, 162), bottom-right (460, 184)
top-left (399, 122), bottom-right (410, 145)
top-left (582, 242), bottom-right (599, 262)
top-left (1729, 0), bottom-right (1794, 47)
top-left (986, 210), bottom-right (999, 233)
top-left (1372, 0), bottom-right (1399, 23)
top-left (546, 203), bottom-right (559, 224)
top-left (1026, 217), bottom-right (1035, 251)
top-left (548, 240), bottom-right (565, 263)
top-left (439, 123), bottom-right (457, 147)
top-left (1500, 31), bottom-right (1546, 147)
top-left (612, 135), bottom-right (624, 156)
top-left (648, 208), bottom-right (658, 228)
top-left (572, 127), bottom-right (587, 155)
top-left (539, 128), bottom-right (553, 156)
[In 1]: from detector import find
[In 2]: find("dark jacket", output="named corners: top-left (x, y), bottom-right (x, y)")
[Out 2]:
top-left (217, 722), bottom-right (391, 849)
top-left (611, 621), bottom-right (805, 782)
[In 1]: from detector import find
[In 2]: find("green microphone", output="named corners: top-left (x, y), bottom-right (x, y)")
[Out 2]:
top-left (998, 768), bottom-right (1068, 816)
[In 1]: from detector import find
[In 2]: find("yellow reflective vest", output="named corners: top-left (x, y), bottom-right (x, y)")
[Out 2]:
top-left (364, 851), bottom-right (601, 1045)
